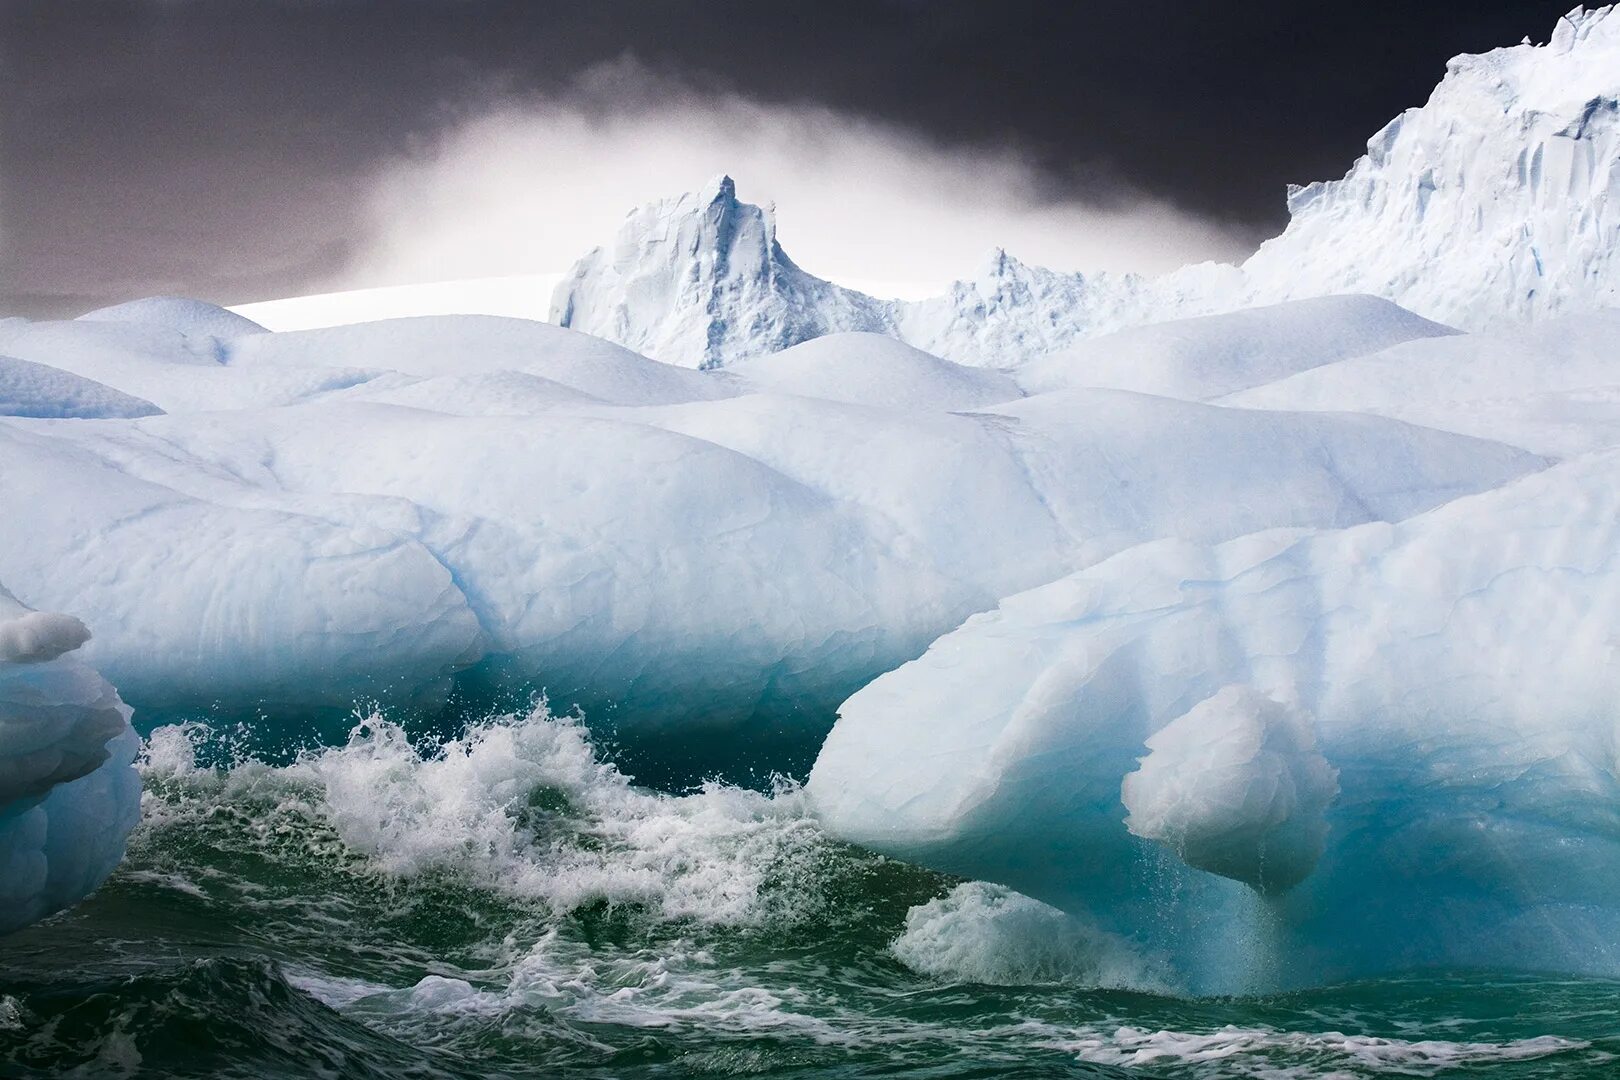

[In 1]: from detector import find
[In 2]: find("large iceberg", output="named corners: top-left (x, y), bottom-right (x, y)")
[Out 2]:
top-left (0, 584), bottom-right (140, 935)
top-left (808, 449), bottom-right (1620, 991)
top-left (552, 7), bottom-right (1619, 368)
top-left (0, 300), bottom-right (1542, 774)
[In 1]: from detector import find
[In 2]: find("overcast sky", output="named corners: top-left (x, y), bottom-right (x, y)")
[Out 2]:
top-left (0, 0), bottom-right (1580, 316)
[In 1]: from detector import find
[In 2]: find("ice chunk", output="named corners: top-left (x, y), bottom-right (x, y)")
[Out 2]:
top-left (0, 610), bottom-right (92, 664)
top-left (550, 176), bottom-right (890, 369)
top-left (0, 585), bottom-right (140, 935)
top-left (1121, 686), bottom-right (1337, 893)
top-left (1239, 6), bottom-right (1620, 330)
top-left (0, 301), bottom-right (1545, 763)
top-left (0, 422), bottom-right (486, 715)
top-left (550, 10), bottom-right (1619, 368)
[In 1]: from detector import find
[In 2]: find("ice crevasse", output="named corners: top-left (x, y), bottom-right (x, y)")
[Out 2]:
top-left (0, 584), bottom-right (140, 935)
top-left (809, 451), bottom-right (1620, 992)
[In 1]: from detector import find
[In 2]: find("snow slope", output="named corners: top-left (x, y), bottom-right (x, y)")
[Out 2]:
top-left (0, 584), bottom-right (140, 935)
top-left (1016, 295), bottom-right (1457, 400)
top-left (0, 355), bottom-right (162, 419)
top-left (1225, 309), bottom-right (1620, 458)
top-left (552, 8), bottom-right (1618, 368)
top-left (809, 451), bottom-right (1620, 990)
top-left (231, 275), bottom-right (565, 331)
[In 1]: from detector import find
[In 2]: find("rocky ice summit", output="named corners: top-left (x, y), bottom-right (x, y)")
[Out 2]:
top-left (554, 5), bottom-right (1620, 368)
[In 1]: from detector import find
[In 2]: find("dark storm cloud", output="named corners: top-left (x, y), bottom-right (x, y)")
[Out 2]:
top-left (0, 0), bottom-right (1581, 315)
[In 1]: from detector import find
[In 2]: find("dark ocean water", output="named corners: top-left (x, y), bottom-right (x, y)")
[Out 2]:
top-left (2, 709), bottom-right (1616, 1079)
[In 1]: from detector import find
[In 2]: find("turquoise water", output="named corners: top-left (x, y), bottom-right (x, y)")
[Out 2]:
top-left (3, 709), bottom-right (1617, 1078)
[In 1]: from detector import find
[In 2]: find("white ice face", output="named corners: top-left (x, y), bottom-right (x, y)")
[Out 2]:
top-left (0, 586), bottom-right (140, 936)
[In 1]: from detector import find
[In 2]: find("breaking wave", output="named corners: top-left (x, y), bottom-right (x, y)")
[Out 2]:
top-left (2, 705), bottom-right (1614, 1078)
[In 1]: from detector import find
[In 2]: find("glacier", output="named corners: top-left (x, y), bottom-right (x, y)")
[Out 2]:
top-left (552, 6), bottom-right (1619, 369)
top-left (0, 584), bottom-right (140, 935)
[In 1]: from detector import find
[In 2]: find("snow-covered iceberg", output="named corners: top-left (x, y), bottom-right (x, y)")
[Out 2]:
top-left (809, 450), bottom-right (1620, 990)
top-left (0, 584), bottom-right (140, 935)
top-left (0, 300), bottom-right (1542, 770)
top-left (550, 176), bottom-right (889, 370)
top-left (552, 7), bottom-right (1619, 368)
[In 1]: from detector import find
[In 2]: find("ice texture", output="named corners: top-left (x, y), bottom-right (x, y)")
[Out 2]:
top-left (552, 8), bottom-right (1619, 368)
top-left (549, 176), bottom-right (889, 369)
top-left (0, 584), bottom-right (140, 935)
top-left (809, 451), bottom-right (1620, 990)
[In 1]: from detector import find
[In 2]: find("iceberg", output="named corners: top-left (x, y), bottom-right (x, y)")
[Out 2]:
top-left (548, 176), bottom-right (890, 370)
top-left (551, 7), bottom-right (1619, 369)
top-left (0, 584), bottom-right (140, 935)
top-left (0, 299), bottom-right (1542, 774)
top-left (808, 451), bottom-right (1620, 990)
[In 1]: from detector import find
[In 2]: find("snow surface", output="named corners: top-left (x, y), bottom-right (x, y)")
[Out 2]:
top-left (0, 300), bottom-right (1540, 744)
top-left (0, 355), bottom-right (162, 419)
top-left (1224, 309), bottom-right (1620, 458)
top-left (0, 583), bottom-right (140, 935)
top-left (79, 296), bottom-right (269, 340)
top-left (809, 450), bottom-right (1620, 989)
top-left (1016, 295), bottom-right (1457, 400)
top-left (552, 8), bottom-right (1618, 368)
top-left (231, 275), bottom-right (566, 331)
top-left (725, 332), bottom-right (1024, 411)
